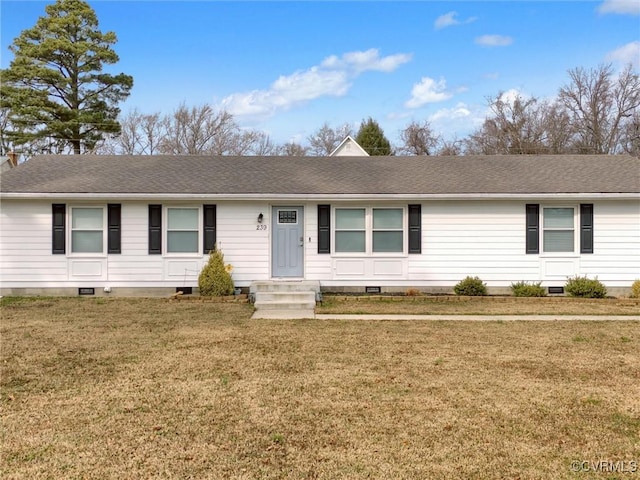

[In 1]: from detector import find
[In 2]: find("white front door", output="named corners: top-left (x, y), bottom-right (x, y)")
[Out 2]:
top-left (272, 206), bottom-right (304, 277)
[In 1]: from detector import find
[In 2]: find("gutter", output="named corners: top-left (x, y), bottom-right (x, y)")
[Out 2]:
top-left (2, 192), bottom-right (639, 201)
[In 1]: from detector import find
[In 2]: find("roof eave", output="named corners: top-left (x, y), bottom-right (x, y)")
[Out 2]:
top-left (2, 192), bottom-right (639, 201)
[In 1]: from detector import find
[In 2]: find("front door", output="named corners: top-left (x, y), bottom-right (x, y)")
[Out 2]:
top-left (272, 206), bottom-right (304, 277)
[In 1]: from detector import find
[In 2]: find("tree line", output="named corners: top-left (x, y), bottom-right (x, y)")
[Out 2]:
top-left (1, 0), bottom-right (638, 159)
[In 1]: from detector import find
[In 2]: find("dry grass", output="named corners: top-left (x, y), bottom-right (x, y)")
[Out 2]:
top-left (317, 294), bottom-right (640, 316)
top-left (1, 297), bottom-right (639, 479)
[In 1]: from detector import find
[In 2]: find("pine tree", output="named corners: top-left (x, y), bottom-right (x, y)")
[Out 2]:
top-left (355, 117), bottom-right (393, 155)
top-left (0, 0), bottom-right (133, 155)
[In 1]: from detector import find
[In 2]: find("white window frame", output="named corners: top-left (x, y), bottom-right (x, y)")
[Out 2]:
top-left (541, 205), bottom-right (578, 256)
top-left (69, 206), bottom-right (107, 256)
top-left (163, 205), bottom-right (202, 256)
top-left (333, 206), bottom-right (407, 256)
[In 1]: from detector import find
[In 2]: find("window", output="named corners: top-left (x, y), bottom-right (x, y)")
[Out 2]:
top-left (71, 207), bottom-right (104, 253)
top-left (335, 208), bottom-right (366, 252)
top-left (167, 207), bottom-right (199, 253)
top-left (543, 207), bottom-right (575, 253)
top-left (526, 204), bottom-right (593, 255)
top-left (334, 207), bottom-right (405, 254)
top-left (372, 208), bottom-right (403, 252)
top-left (148, 204), bottom-right (215, 255)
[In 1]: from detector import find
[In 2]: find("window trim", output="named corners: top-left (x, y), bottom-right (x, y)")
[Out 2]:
top-left (333, 206), bottom-right (407, 256)
top-left (540, 205), bottom-right (579, 256)
top-left (163, 205), bottom-right (203, 256)
top-left (69, 205), bottom-right (107, 256)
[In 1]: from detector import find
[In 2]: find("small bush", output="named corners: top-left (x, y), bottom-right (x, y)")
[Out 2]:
top-left (453, 276), bottom-right (487, 296)
top-left (631, 279), bottom-right (640, 298)
top-left (198, 248), bottom-right (234, 296)
top-left (511, 281), bottom-right (547, 297)
top-left (564, 275), bottom-right (607, 298)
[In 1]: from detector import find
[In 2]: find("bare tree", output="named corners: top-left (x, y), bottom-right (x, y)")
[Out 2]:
top-left (620, 110), bottom-right (640, 157)
top-left (558, 64), bottom-right (640, 154)
top-left (247, 132), bottom-right (279, 156)
top-left (277, 141), bottom-right (309, 156)
top-left (438, 138), bottom-right (463, 156)
top-left (464, 92), bottom-right (573, 155)
top-left (398, 120), bottom-right (440, 155)
top-left (307, 122), bottom-right (353, 156)
top-left (159, 104), bottom-right (236, 155)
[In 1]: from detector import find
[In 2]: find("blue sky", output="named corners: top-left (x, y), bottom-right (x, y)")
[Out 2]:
top-left (1, 0), bottom-right (639, 146)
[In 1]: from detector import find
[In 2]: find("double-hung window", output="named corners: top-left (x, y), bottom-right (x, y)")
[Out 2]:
top-left (71, 207), bottom-right (104, 253)
top-left (372, 208), bottom-right (403, 253)
top-left (335, 208), bottom-right (366, 253)
top-left (542, 207), bottom-right (575, 253)
top-left (334, 207), bottom-right (404, 254)
top-left (166, 207), bottom-right (199, 253)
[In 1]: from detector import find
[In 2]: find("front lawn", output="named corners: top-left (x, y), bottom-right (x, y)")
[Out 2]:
top-left (1, 297), bottom-right (639, 479)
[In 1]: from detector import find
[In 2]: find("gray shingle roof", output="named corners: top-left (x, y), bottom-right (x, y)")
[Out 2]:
top-left (1, 154), bottom-right (638, 195)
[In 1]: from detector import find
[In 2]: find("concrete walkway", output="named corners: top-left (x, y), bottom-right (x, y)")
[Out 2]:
top-left (251, 311), bottom-right (640, 321)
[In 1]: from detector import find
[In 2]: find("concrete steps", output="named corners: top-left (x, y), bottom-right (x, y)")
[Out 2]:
top-left (250, 281), bottom-right (320, 318)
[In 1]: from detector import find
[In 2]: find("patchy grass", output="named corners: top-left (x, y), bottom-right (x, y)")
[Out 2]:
top-left (1, 297), bottom-right (639, 479)
top-left (317, 294), bottom-right (640, 316)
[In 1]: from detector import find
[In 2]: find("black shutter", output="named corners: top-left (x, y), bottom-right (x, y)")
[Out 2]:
top-left (408, 204), bottom-right (422, 254)
top-left (203, 204), bottom-right (216, 253)
top-left (148, 204), bottom-right (162, 254)
top-left (318, 204), bottom-right (331, 254)
top-left (580, 204), bottom-right (594, 254)
top-left (526, 204), bottom-right (539, 254)
top-left (52, 204), bottom-right (66, 254)
top-left (107, 204), bottom-right (121, 254)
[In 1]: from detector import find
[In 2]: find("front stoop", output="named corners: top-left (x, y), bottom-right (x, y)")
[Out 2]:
top-left (250, 281), bottom-right (320, 319)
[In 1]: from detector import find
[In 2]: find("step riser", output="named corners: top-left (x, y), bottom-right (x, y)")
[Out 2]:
top-left (254, 302), bottom-right (316, 310)
top-left (255, 292), bottom-right (316, 303)
top-left (250, 281), bottom-right (320, 294)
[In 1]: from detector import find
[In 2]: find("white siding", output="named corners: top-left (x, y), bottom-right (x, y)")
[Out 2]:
top-left (0, 201), bottom-right (68, 284)
top-left (1, 198), bottom-right (638, 291)
top-left (579, 200), bottom-right (640, 286)
top-left (413, 201), bottom-right (540, 286)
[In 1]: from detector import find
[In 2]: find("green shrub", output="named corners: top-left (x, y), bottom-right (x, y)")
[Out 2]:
top-left (198, 248), bottom-right (234, 296)
top-left (511, 281), bottom-right (547, 297)
top-left (453, 276), bottom-right (487, 296)
top-left (631, 280), bottom-right (640, 298)
top-left (564, 275), bottom-right (607, 298)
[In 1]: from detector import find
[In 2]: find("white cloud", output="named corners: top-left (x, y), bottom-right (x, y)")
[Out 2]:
top-left (484, 72), bottom-right (500, 80)
top-left (322, 49), bottom-right (413, 73)
top-left (598, 0), bottom-right (640, 15)
top-left (434, 11), bottom-right (477, 30)
top-left (605, 41), bottom-right (640, 68)
top-left (429, 103), bottom-right (472, 122)
top-left (221, 49), bottom-right (412, 118)
top-left (405, 77), bottom-right (453, 109)
top-left (475, 35), bottom-right (513, 47)
top-left (499, 88), bottom-right (527, 105)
